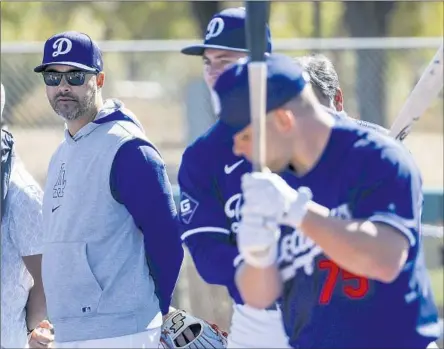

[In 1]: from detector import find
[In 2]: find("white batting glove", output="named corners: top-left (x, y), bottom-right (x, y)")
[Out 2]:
top-left (241, 172), bottom-right (313, 229)
top-left (237, 213), bottom-right (281, 268)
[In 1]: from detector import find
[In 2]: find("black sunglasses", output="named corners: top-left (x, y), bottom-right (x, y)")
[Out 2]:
top-left (42, 70), bottom-right (97, 87)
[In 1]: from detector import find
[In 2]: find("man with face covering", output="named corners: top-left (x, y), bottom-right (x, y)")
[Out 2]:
top-left (178, 8), bottom-right (290, 348)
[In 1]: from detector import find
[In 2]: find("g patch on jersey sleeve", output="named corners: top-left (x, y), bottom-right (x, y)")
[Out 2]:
top-left (179, 192), bottom-right (199, 225)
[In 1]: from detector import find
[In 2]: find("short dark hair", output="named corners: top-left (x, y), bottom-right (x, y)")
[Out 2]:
top-left (293, 54), bottom-right (340, 106)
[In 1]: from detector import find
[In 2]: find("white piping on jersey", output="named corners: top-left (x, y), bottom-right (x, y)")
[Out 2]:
top-left (370, 211), bottom-right (418, 229)
top-left (417, 321), bottom-right (442, 338)
top-left (181, 226), bottom-right (231, 240)
top-left (368, 213), bottom-right (417, 246)
top-left (233, 255), bottom-right (244, 268)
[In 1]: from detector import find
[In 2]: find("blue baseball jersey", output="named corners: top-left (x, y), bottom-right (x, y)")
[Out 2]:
top-left (276, 119), bottom-right (440, 348)
top-left (178, 120), bottom-right (253, 304)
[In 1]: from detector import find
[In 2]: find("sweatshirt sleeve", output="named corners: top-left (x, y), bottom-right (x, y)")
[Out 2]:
top-left (110, 138), bottom-right (184, 315)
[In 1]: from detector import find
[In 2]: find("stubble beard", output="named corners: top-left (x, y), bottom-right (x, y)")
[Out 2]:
top-left (52, 89), bottom-right (97, 122)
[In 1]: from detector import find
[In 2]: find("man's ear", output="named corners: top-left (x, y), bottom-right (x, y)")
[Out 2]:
top-left (273, 108), bottom-right (295, 133)
top-left (96, 72), bottom-right (105, 89)
top-left (334, 88), bottom-right (343, 112)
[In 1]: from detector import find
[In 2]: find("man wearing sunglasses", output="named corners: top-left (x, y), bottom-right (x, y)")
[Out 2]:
top-left (33, 31), bottom-right (183, 348)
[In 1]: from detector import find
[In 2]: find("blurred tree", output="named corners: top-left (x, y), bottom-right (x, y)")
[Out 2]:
top-left (269, 2), bottom-right (344, 39)
top-left (389, 1), bottom-right (443, 37)
top-left (1, 1), bottom-right (442, 124)
top-left (2, 1), bottom-right (441, 42)
top-left (1, 2), bottom-right (201, 106)
top-left (0, 3), bottom-right (51, 124)
top-left (86, 2), bottom-right (198, 81)
top-left (344, 1), bottom-right (395, 126)
top-left (190, 1), bottom-right (222, 37)
top-left (387, 2), bottom-right (443, 120)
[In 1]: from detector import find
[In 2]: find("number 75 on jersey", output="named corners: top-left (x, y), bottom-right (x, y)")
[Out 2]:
top-left (318, 259), bottom-right (370, 304)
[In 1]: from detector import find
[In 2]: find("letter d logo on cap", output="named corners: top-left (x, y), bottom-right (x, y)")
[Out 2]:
top-left (52, 38), bottom-right (73, 57)
top-left (205, 18), bottom-right (225, 40)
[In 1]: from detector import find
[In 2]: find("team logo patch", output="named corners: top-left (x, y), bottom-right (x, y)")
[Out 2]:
top-left (205, 17), bottom-right (224, 40)
top-left (52, 38), bottom-right (73, 57)
top-left (179, 192), bottom-right (199, 225)
top-left (53, 162), bottom-right (66, 198)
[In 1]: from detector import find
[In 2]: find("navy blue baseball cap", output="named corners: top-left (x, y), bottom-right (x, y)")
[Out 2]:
top-left (181, 7), bottom-right (272, 56)
top-left (213, 54), bottom-right (310, 131)
top-left (34, 31), bottom-right (103, 73)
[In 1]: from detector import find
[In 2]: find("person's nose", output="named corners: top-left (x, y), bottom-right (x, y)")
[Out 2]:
top-left (57, 75), bottom-right (72, 93)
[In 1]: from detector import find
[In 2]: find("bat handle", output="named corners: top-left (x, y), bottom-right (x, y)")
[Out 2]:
top-left (248, 62), bottom-right (268, 172)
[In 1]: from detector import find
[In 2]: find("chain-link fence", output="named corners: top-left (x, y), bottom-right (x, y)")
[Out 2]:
top-left (1, 37), bottom-right (443, 332)
top-left (2, 38), bottom-right (443, 186)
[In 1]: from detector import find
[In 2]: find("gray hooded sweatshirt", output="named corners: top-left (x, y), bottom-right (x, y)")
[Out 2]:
top-left (42, 100), bottom-right (162, 342)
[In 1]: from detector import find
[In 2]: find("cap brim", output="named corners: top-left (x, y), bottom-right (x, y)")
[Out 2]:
top-left (34, 61), bottom-right (97, 73)
top-left (181, 44), bottom-right (248, 56)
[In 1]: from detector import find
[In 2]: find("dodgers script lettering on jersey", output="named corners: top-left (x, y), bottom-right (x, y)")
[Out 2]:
top-left (177, 121), bottom-right (251, 304)
top-left (276, 120), bottom-right (439, 349)
top-left (179, 121), bottom-right (249, 236)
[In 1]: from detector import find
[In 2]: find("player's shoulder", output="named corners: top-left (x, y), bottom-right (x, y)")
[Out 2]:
top-left (7, 158), bottom-right (43, 211)
top-left (350, 118), bottom-right (390, 136)
top-left (187, 120), bottom-right (234, 150)
top-left (334, 109), bottom-right (389, 136)
top-left (181, 120), bottom-right (234, 169)
top-left (10, 158), bottom-right (42, 192)
top-left (114, 138), bottom-right (165, 176)
top-left (334, 113), bottom-right (394, 149)
top-left (336, 118), bottom-right (420, 179)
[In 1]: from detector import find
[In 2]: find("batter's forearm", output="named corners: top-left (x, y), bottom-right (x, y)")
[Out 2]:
top-left (235, 263), bottom-right (282, 309)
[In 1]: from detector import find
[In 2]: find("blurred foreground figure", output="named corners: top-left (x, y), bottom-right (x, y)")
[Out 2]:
top-left (1, 83), bottom-right (52, 348)
top-left (178, 8), bottom-right (290, 348)
top-left (214, 53), bottom-right (440, 349)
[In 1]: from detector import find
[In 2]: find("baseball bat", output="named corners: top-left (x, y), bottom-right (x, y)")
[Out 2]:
top-left (245, 1), bottom-right (270, 172)
top-left (389, 43), bottom-right (444, 141)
